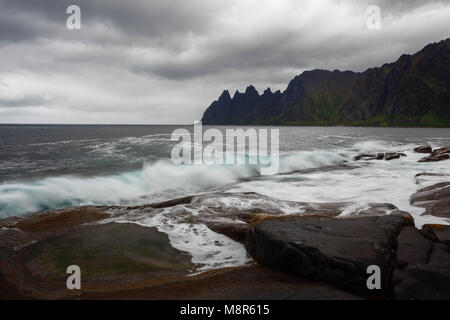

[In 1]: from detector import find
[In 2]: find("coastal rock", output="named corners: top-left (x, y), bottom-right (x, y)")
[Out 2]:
top-left (126, 195), bottom-right (193, 210)
top-left (415, 172), bottom-right (449, 178)
top-left (245, 214), bottom-right (413, 296)
top-left (393, 239), bottom-right (450, 300)
top-left (376, 153), bottom-right (385, 160)
top-left (418, 153), bottom-right (450, 162)
top-left (394, 226), bottom-right (431, 269)
top-left (0, 222), bottom-right (193, 299)
top-left (421, 224), bottom-right (450, 248)
top-left (78, 265), bottom-right (363, 300)
top-left (432, 147), bottom-right (450, 156)
top-left (410, 182), bottom-right (450, 203)
top-left (185, 193), bottom-right (404, 245)
top-left (410, 182), bottom-right (450, 218)
top-left (385, 153), bottom-right (406, 161)
top-left (0, 206), bottom-right (110, 247)
top-left (414, 146), bottom-right (432, 153)
top-left (204, 221), bottom-right (249, 243)
top-left (354, 152), bottom-right (405, 161)
top-left (422, 199), bottom-right (450, 218)
top-left (414, 172), bottom-right (450, 185)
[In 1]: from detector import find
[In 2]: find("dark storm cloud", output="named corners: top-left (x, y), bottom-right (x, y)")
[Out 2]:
top-left (0, 0), bottom-right (221, 44)
top-left (131, 0), bottom-right (450, 80)
top-left (0, 0), bottom-right (449, 123)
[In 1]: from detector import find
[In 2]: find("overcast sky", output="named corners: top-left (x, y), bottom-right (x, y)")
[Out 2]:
top-left (0, 0), bottom-right (449, 124)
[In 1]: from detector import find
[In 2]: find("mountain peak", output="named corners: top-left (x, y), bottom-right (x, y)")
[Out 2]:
top-left (218, 90), bottom-right (231, 103)
top-left (202, 38), bottom-right (450, 127)
top-left (263, 88), bottom-right (272, 95)
top-left (245, 85), bottom-right (259, 95)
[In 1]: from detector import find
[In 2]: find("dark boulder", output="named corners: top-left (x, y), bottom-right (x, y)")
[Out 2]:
top-left (385, 153), bottom-right (407, 161)
top-left (415, 172), bottom-right (449, 178)
top-left (0, 222), bottom-right (194, 299)
top-left (354, 152), bottom-right (405, 161)
top-left (410, 182), bottom-right (450, 218)
top-left (432, 147), bottom-right (450, 156)
top-left (393, 227), bottom-right (431, 270)
top-left (421, 224), bottom-right (450, 248)
top-left (393, 242), bottom-right (450, 300)
top-left (423, 199), bottom-right (450, 218)
top-left (414, 146), bottom-right (432, 154)
top-left (205, 221), bottom-right (249, 243)
top-left (245, 214), bottom-right (413, 296)
top-left (410, 182), bottom-right (450, 203)
top-left (393, 223), bottom-right (450, 300)
top-left (418, 154), bottom-right (450, 162)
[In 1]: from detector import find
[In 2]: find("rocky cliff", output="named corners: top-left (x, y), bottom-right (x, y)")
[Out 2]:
top-left (202, 38), bottom-right (450, 127)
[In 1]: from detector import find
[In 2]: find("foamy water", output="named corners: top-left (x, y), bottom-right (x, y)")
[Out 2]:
top-left (1, 125), bottom-right (449, 272)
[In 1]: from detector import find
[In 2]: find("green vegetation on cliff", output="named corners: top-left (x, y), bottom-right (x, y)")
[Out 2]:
top-left (202, 38), bottom-right (450, 127)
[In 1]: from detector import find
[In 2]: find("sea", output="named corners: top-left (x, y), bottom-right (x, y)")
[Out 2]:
top-left (1, 124), bottom-right (449, 271)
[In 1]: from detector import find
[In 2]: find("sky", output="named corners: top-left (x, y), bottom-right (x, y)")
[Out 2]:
top-left (0, 0), bottom-right (449, 124)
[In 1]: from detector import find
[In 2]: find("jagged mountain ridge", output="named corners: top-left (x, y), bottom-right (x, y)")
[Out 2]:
top-left (201, 38), bottom-right (450, 127)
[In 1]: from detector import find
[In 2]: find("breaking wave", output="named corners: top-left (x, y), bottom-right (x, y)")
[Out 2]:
top-left (0, 146), bottom-right (355, 218)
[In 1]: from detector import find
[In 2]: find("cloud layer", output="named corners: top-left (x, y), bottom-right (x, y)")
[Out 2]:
top-left (0, 0), bottom-right (449, 124)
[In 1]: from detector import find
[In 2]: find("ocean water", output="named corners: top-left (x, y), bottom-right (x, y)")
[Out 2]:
top-left (1, 124), bottom-right (449, 219)
top-left (1, 124), bottom-right (449, 271)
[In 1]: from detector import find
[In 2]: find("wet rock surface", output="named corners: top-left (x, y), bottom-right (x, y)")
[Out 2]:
top-left (418, 146), bottom-right (450, 162)
top-left (245, 214), bottom-right (412, 297)
top-left (385, 152), bottom-right (407, 161)
top-left (414, 145), bottom-right (432, 154)
top-left (422, 224), bottom-right (450, 246)
top-left (432, 147), bottom-right (450, 156)
top-left (393, 240), bottom-right (450, 300)
top-left (0, 218), bottom-right (193, 299)
top-left (246, 213), bottom-right (450, 299)
top-left (418, 153), bottom-right (450, 162)
top-left (410, 182), bottom-right (450, 218)
top-left (354, 152), bottom-right (406, 161)
top-left (79, 264), bottom-right (363, 300)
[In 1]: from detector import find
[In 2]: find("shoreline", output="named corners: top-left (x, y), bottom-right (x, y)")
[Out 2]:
top-left (0, 145), bottom-right (449, 300)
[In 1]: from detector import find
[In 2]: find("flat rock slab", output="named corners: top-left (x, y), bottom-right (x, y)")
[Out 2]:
top-left (432, 147), bottom-right (450, 155)
top-left (418, 154), bottom-right (450, 162)
top-left (411, 182), bottom-right (450, 202)
top-left (78, 265), bottom-right (363, 300)
top-left (414, 146), bottom-right (432, 154)
top-left (422, 224), bottom-right (450, 247)
top-left (246, 214), bottom-right (412, 296)
top-left (393, 242), bottom-right (450, 300)
top-left (354, 153), bottom-right (406, 161)
top-left (410, 182), bottom-right (450, 218)
top-left (0, 222), bottom-right (193, 299)
top-left (418, 147), bottom-right (450, 162)
top-left (394, 227), bottom-right (432, 274)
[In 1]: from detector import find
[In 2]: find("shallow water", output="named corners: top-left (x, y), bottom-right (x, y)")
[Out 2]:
top-left (1, 124), bottom-right (449, 271)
